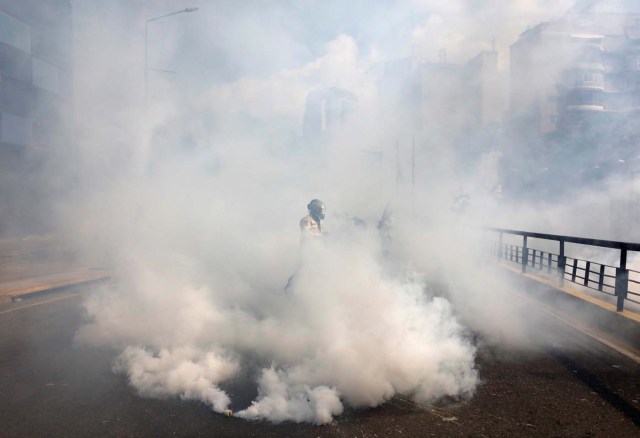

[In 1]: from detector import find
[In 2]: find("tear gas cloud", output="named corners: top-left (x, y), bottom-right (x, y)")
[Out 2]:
top-left (56, 0), bottom-right (636, 424)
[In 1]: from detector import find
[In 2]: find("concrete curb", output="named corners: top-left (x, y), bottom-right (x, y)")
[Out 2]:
top-left (0, 271), bottom-right (111, 304)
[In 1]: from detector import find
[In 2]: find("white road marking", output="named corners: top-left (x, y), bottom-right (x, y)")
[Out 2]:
top-left (0, 292), bottom-right (81, 315)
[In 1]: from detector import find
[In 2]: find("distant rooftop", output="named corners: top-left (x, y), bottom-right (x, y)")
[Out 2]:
top-left (571, 0), bottom-right (640, 14)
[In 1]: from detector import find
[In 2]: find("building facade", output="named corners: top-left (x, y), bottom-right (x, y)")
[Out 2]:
top-left (420, 50), bottom-right (504, 139)
top-left (0, 0), bottom-right (73, 234)
top-left (510, 0), bottom-right (640, 139)
top-left (303, 87), bottom-right (357, 141)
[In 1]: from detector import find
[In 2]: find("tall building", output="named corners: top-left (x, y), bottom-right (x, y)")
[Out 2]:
top-left (419, 50), bottom-right (505, 150)
top-left (303, 87), bottom-right (357, 141)
top-left (0, 0), bottom-right (73, 234)
top-left (510, 0), bottom-right (640, 139)
top-left (466, 51), bottom-right (503, 130)
top-left (377, 57), bottom-right (421, 122)
top-left (414, 51), bottom-right (507, 191)
top-left (420, 61), bottom-right (467, 136)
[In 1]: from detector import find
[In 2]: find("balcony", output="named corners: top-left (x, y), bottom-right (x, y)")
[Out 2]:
top-left (566, 90), bottom-right (604, 111)
top-left (567, 70), bottom-right (605, 90)
top-left (570, 82), bottom-right (604, 91)
top-left (567, 104), bottom-right (604, 111)
top-left (570, 33), bottom-right (604, 51)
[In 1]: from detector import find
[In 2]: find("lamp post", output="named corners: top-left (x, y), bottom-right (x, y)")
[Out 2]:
top-left (144, 7), bottom-right (198, 107)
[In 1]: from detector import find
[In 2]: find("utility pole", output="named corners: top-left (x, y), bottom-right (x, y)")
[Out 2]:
top-left (396, 141), bottom-right (401, 195)
top-left (412, 136), bottom-right (416, 213)
top-left (144, 7), bottom-right (199, 109)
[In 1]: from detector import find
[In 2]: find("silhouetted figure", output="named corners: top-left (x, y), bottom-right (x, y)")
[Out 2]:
top-left (300, 199), bottom-right (326, 239)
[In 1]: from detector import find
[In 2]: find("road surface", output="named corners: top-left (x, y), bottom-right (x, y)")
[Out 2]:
top-left (0, 288), bottom-right (639, 437)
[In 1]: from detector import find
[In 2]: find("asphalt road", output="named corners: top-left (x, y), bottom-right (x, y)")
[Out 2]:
top-left (1, 288), bottom-right (639, 437)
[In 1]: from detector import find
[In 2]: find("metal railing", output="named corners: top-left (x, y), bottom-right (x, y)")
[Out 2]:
top-left (486, 228), bottom-right (640, 312)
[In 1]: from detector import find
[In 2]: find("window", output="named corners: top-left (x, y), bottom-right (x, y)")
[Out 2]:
top-left (0, 11), bottom-right (30, 53)
top-left (580, 91), bottom-right (594, 105)
top-left (577, 71), bottom-right (602, 86)
top-left (1, 112), bottom-right (32, 145)
top-left (568, 90), bottom-right (603, 106)
top-left (0, 44), bottom-right (31, 81)
top-left (32, 58), bottom-right (59, 93)
top-left (0, 76), bottom-right (32, 116)
top-left (583, 71), bottom-right (595, 84)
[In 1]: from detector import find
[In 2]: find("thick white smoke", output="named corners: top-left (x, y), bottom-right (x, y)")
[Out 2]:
top-left (77, 208), bottom-right (478, 423)
top-left (68, 0), bottom-right (602, 426)
top-left (234, 235), bottom-right (478, 423)
top-left (114, 346), bottom-right (238, 413)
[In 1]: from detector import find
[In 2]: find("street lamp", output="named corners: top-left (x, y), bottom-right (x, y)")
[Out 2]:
top-left (144, 7), bottom-right (199, 106)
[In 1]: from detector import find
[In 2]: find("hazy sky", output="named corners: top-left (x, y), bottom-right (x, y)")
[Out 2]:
top-left (75, 0), bottom-right (577, 92)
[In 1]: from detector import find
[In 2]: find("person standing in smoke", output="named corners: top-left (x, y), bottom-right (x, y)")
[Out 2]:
top-left (451, 192), bottom-right (471, 217)
top-left (300, 199), bottom-right (326, 239)
top-left (286, 199), bottom-right (326, 292)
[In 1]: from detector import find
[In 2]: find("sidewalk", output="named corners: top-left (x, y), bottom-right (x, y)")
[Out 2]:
top-left (0, 268), bottom-right (111, 303)
top-left (0, 235), bottom-right (111, 303)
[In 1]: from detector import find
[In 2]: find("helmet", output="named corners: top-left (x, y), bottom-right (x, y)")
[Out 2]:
top-left (307, 199), bottom-right (326, 220)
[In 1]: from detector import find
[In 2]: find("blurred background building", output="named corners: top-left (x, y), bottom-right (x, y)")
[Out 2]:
top-left (510, 0), bottom-right (640, 138)
top-left (303, 87), bottom-right (358, 142)
top-left (504, 0), bottom-right (640, 202)
top-left (0, 0), bottom-right (73, 235)
top-left (421, 50), bottom-right (503, 137)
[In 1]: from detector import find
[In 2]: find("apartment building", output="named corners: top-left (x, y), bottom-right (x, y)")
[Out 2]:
top-left (303, 87), bottom-right (358, 141)
top-left (420, 50), bottom-right (504, 137)
top-left (0, 0), bottom-right (73, 234)
top-left (510, 0), bottom-right (640, 138)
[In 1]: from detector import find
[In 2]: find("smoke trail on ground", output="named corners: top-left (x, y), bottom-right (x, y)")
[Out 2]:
top-left (114, 346), bottom-right (239, 413)
top-left (77, 204), bottom-right (478, 423)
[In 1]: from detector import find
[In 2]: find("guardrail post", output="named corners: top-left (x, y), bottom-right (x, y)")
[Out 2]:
top-left (522, 236), bottom-right (528, 273)
top-left (598, 264), bottom-right (605, 291)
top-left (558, 240), bottom-right (566, 287)
top-left (584, 261), bottom-right (591, 287)
top-left (615, 248), bottom-right (628, 312)
top-left (498, 232), bottom-right (503, 259)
